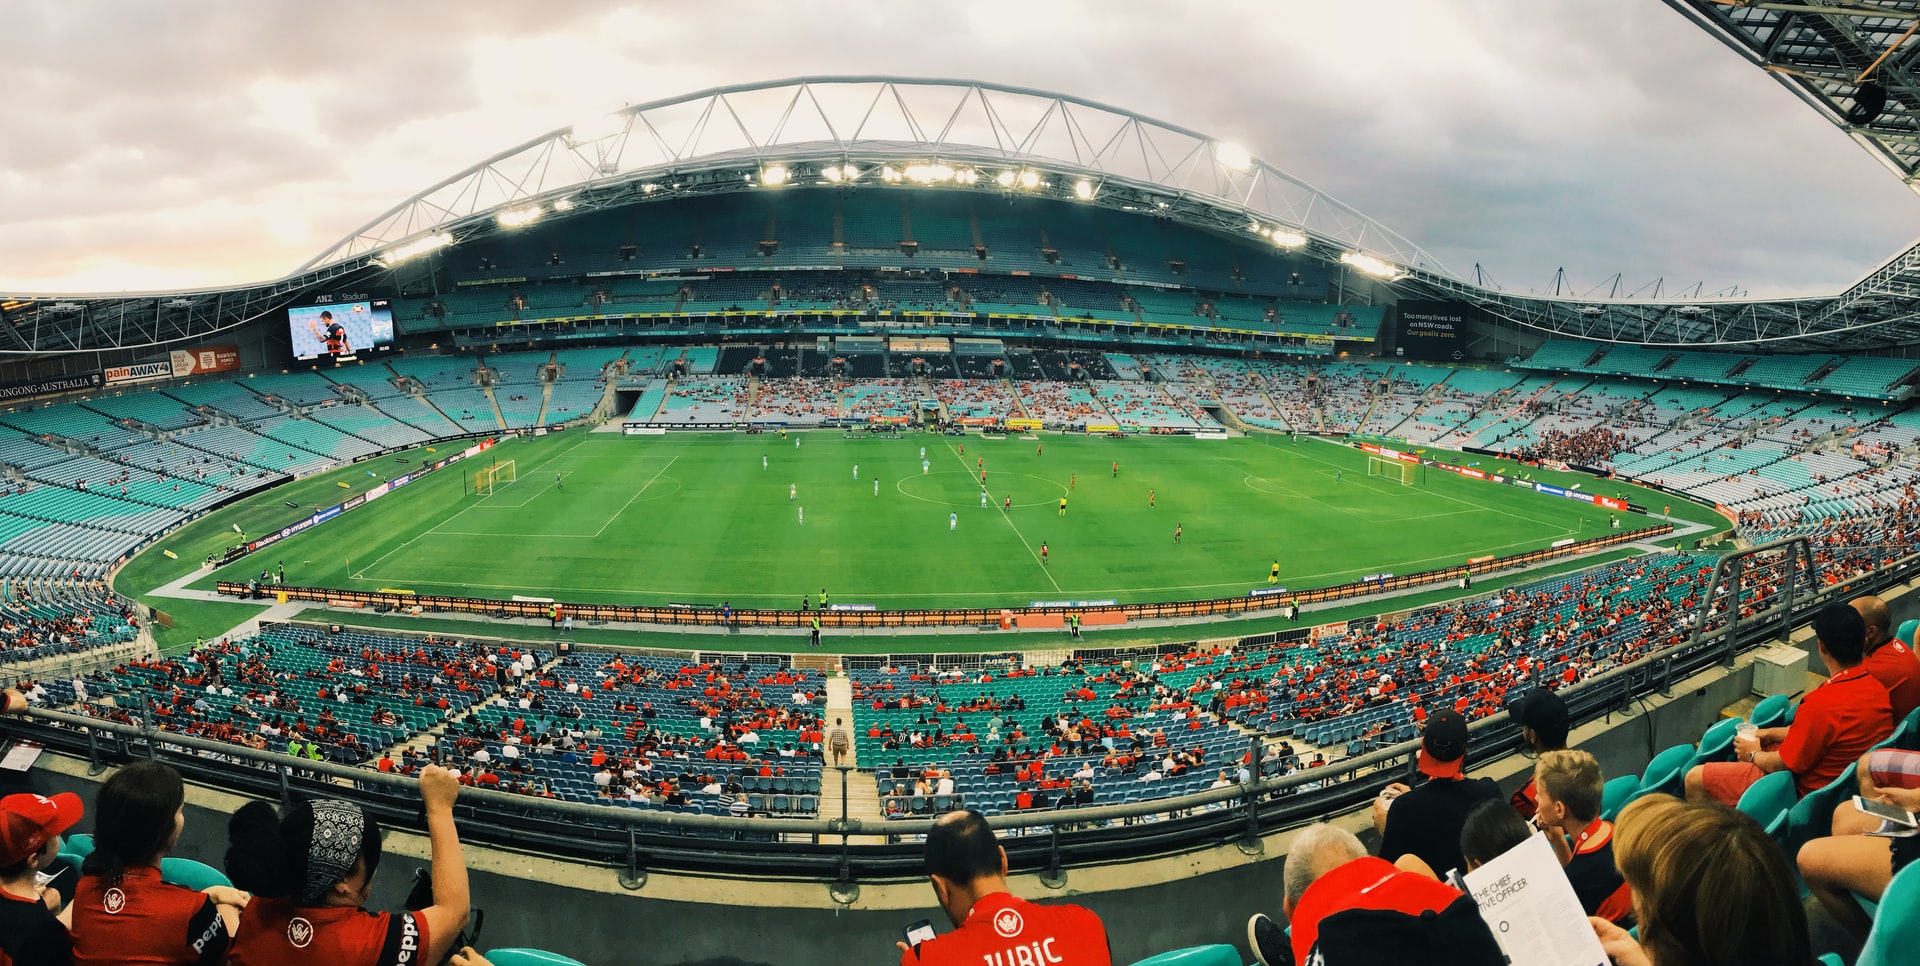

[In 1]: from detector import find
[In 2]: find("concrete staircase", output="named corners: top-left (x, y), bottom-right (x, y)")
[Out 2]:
top-left (819, 673), bottom-right (885, 834)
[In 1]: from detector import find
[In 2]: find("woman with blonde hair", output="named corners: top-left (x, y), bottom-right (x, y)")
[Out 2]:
top-left (1589, 794), bottom-right (1810, 966)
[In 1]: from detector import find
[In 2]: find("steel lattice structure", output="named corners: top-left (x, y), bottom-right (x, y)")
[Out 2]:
top-left (7, 66), bottom-right (1920, 355)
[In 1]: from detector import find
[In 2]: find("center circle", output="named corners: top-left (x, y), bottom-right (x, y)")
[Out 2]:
top-left (894, 471), bottom-right (1070, 509)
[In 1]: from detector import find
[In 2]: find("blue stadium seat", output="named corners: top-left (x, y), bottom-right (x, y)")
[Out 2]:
top-left (1635, 744), bottom-right (1695, 800)
top-left (1683, 717), bottom-right (1744, 773)
top-left (1858, 861), bottom-right (1920, 966)
top-left (486, 951), bottom-right (590, 966)
top-left (1126, 944), bottom-right (1241, 966)
top-left (159, 857), bottom-right (232, 890)
top-left (1734, 771), bottom-right (1797, 829)
top-left (1750, 694), bottom-right (1792, 730)
top-left (60, 832), bottom-right (95, 861)
top-left (1599, 776), bottom-right (1639, 822)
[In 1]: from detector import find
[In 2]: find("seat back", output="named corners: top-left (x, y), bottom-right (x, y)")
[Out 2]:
top-left (1684, 717), bottom-right (1744, 772)
top-left (1858, 862), bottom-right (1920, 966)
top-left (1126, 944), bottom-right (1242, 966)
top-left (1734, 770), bottom-right (1797, 828)
top-left (486, 950), bottom-right (590, 966)
top-left (1750, 694), bottom-right (1792, 730)
top-left (160, 857), bottom-right (232, 891)
top-left (1637, 743), bottom-right (1695, 797)
top-left (61, 832), bottom-right (96, 861)
top-left (1600, 776), bottom-right (1639, 822)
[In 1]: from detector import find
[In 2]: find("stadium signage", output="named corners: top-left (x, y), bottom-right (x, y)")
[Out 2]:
top-left (169, 345), bottom-right (240, 377)
top-left (104, 361), bottom-right (173, 386)
top-left (0, 371), bottom-right (103, 401)
top-left (827, 603), bottom-right (877, 611)
top-left (1029, 599), bottom-right (1119, 608)
top-left (1356, 442), bottom-right (1646, 515)
top-left (1247, 587), bottom-right (1289, 598)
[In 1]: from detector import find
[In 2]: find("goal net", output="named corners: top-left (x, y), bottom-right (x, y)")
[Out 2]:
top-left (473, 459), bottom-right (517, 495)
top-left (1366, 456), bottom-right (1422, 486)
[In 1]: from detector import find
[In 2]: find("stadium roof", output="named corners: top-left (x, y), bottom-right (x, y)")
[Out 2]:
top-left (9, 69), bottom-right (1920, 355)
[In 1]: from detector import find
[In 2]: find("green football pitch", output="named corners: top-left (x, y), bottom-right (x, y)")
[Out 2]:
top-left (116, 430), bottom-right (1728, 611)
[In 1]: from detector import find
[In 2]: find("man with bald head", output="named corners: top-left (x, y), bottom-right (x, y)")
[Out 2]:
top-left (1244, 823), bottom-right (1501, 966)
top-left (1855, 594), bottom-right (1920, 721)
top-left (898, 810), bottom-right (1111, 966)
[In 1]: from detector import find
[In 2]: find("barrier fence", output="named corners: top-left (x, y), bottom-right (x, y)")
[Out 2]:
top-left (215, 523), bottom-right (1670, 629)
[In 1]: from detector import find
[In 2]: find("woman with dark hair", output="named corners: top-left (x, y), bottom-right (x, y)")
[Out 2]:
top-left (223, 764), bottom-right (468, 966)
top-left (71, 761), bottom-right (246, 964)
top-left (1458, 798), bottom-right (1534, 873)
top-left (1591, 794), bottom-right (1811, 966)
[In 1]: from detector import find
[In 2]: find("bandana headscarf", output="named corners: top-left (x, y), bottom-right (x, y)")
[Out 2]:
top-left (301, 800), bottom-right (367, 903)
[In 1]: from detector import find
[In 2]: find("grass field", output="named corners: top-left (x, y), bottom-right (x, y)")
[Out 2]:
top-left (114, 430), bottom-right (1728, 612)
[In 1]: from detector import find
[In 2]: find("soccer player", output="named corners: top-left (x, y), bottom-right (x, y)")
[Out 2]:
top-left (556, 473), bottom-right (563, 490)
top-left (763, 455), bottom-right (768, 470)
top-left (950, 512), bottom-right (958, 531)
top-left (798, 507), bottom-right (804, 525)
top-left (790, 483), bottom-right (797, 501)
top-left (1070, 473), bottom-right (1075, 490)
top-left (1003, 496), bottom-right (1012, 510)
top-left (978, 457), bottom-right (984, 471)
top-left (980, 470), bottom-right (987, 486)
top-left (920, 446), bottom-right (927, 460)
top-left (1036, 442), bottom-right (1043, 456)
top-left (1335, 469), bottom-right (1343, 484)
top-left (1174, 523), bottom-right (1182, 543)
top-left (1111, 460), bottom-right (1118, 478)
top-left (1040, 542), bottom-right (1049, 565)
top-left (923, 460), bottom-right (930, 475)
top-left (854, 464), bottom-right (859, 480)
top-left (1270, 561), bottom-right (1280, 585)
top-left (1058, 497), bottom-right (1067, 516)
top-left (795, 437), bottom-right (800, 448)
top-left (307, 309), bottom-right (350, 358)
top-left (874, 479), bottom-right (880, 496)
top-left (1148, 488), bottom-right (1155, 508)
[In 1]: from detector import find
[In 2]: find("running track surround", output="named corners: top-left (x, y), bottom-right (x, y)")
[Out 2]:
top-left (216, 524), bottom-right (1671, 631)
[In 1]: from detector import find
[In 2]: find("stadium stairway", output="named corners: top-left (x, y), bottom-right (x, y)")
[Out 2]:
top-left (535, 381), bottom-right (553, 427)
top-left (820, 673), bottom-right (885, 833)
top-left (482, 384), bottom-right (508, 431)
top-left (1247, 372), bottom-right (1295, 433)
top-left (1004, 378), bottom-right (1033, 419)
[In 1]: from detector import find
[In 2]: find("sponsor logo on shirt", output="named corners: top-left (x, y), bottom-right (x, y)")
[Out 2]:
top-left (103, 888), bottom-right (127, 914)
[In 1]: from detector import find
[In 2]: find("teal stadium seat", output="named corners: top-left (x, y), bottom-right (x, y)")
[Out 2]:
top-left (1683, 717), bottom-right (1744, 773)
top-left (1600, 776), bottom-right (1639, 822)
top-left (160, 857), bottom-right (232, 890)
top-left (485, 950), bottom-right (590, 966)
top-left (1734, 770), bottom-right (1797, 829)
top-left (1750, 694), bottom-right (1792, 730)
top-left (60, 833), bottom-right (95, 861)
top-left (1635, 744), bottom-right (1695, 800)
top-left (1126, 944), bottom-right (1242, 966)
top-left (1857, 861), bottom-right (1920, 966)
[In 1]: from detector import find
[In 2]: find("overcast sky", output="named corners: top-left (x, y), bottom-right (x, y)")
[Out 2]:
top-left (3, 0), bottom-right (1915, 297)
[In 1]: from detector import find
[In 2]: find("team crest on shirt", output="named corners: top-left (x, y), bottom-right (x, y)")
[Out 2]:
top-left (102, 888), bottom-right (126, 914)
top-left (288, 917), bottom-right (315, 948)
top-left (993, 907), bottom-right (1025, 938)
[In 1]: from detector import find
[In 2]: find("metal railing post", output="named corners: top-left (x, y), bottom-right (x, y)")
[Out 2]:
top-left (617, 828), bottom-right (645, 890)
top-left (1040, 825), bottom-right (1067, 889)
top-left (830, 765), bottom-right (859, 904)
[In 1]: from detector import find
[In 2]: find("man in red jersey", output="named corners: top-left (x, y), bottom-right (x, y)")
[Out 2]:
top-left (898, 811), bottom-right (1111, 966)
top-left (1853, 595), bottom-right (1920, 721)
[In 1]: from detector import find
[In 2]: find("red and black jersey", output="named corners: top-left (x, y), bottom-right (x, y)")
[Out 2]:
top-left (226, 899), bottom-right (429, 966)
top-left (902, 892), bottom-right (1111, 966)
top-left (0, 888), bottom-right (72, 965)
top-left (71, 867), bottom-right (228, 965)
top-left (323, 323), bottom-right (348, 354)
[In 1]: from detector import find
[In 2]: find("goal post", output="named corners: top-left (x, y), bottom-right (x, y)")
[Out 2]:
top-left (473, 459), bottom-right (517, 496)
top-left (1366, 456), bottom-right (1422, 486)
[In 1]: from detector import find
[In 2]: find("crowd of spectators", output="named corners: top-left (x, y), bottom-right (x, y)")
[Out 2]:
top-left (1510, 425), bottom-right (1629, 465)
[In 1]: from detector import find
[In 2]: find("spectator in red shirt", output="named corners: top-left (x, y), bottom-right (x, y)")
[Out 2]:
top-left (896, 811), bottom-right (1111, 966)
top-left (224, 765), bottom-right (470, 966)
top-left (1245, 823), bottom-right (1501, 966)
top-left (72, 761), bottom-right (245, 965)
top-left (1687, 602), bottom-right (1893, 804)
top-left (1853, 595), bottom-right (1920, 721)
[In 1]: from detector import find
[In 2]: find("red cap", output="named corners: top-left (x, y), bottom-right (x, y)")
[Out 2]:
top-left (0, 792), bottom-right (84, 866)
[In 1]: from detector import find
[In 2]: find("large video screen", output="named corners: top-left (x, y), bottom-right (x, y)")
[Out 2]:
top-left (1393, 299), bottom-right (1477, 361)
top-left (289, 300), bottom-right (395, 362)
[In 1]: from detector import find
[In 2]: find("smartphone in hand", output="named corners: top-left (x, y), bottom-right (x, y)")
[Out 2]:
top-left (904, 919), bottom-right (937, 954)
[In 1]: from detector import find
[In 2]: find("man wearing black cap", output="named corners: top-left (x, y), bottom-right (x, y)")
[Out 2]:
top-left (1374, 709), bottom-right (1501, 878)
top-left (1508, 688), bottom-right (1570, 821)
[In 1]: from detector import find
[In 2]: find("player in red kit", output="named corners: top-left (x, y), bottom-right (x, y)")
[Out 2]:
top-left (898, 811), bottom-right (1111, 966)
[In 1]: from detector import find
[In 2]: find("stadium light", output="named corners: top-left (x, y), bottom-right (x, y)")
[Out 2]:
top-left (1339, 251), bottom-right (1403, 279)
top-left (496, 205), bottom-right (543, 229)
top-left (760, 164), bottom-right (790, 186)
top-left (641, 183), bottom-right (661, 194)
top-left (552, 196), bottom-right (575, 212)
top-left (1072, 179), bottom-right (1095, 200)
top-left (377, 232), bottom-right (453, 267)
top-left (954, 168), bottom-right (978, 184)
top-left (1268, 227), bottom-right (1307, 249)
top-left (1017, 170), bottom-right (1041, 189)
top-left (1217, 141), bottom-right (1253, 172)
top-left (881, 165), bottom-right (903, 182)
top-left (995, 170), bottom-right (1017, 187)
top-left (822, 165), bottom-right (844, 183)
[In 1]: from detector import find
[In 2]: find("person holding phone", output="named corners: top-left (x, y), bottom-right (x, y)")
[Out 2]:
top-left (895, 811), bottom-right (1111, 966)
top-left (1798, 781), bottom-right (1920, 937)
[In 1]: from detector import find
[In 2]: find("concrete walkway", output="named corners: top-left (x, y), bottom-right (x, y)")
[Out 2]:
top-left (147, 566), bottom-right (304, 644)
